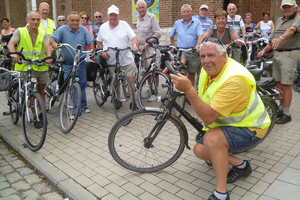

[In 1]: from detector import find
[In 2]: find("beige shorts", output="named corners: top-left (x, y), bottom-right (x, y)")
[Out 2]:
top-left (108, 62), bottom-right (137, 77)
top-left (273, 50), bottom-right (300, 85)
top-left (181, 50), bottom-right (201, 73)
top-left (22, 71), bottom-right (49, 84)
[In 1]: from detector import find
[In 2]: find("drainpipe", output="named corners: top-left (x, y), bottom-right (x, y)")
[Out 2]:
top-left (52, 0), bottom-right (57, 27)
top-left (31, 0), bottom-right (37, 10)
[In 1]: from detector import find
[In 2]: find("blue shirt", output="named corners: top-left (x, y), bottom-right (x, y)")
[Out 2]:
top-left (192, 15), bottom-right (213, 34)
top-left (170, 18), bottom-right (203, 48)
top-left (50, 25), bottom-right (93, 64)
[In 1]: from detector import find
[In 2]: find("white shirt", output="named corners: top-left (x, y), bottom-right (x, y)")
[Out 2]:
top-left (41, 19), bottom-right (56, 31)
top-left (96, 20), bottom-right (135, 66)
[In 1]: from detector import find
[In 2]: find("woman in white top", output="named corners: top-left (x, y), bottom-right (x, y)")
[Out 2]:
top-left (256, 13), bottom-right (274, 40)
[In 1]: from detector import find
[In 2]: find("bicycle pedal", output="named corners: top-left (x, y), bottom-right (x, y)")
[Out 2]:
top-left (161, 84), bottom-right (168, 88)
top-left (3, 111), bottom-right (10, 116)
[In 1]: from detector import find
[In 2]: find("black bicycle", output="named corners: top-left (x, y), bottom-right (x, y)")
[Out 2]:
top-left (94, 46), bottom-right (136, 120)
top-left (292, 61), bottom-right (300, 92)
top-left (108, 60), bottom-right (279, 173)
top-left (44, 43), bottom-right (93, 133)
top-left (2, 52), bottom-right (54, 151)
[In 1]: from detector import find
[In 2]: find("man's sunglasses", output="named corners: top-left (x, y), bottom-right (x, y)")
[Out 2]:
top-left (59, 19), bottom-right (65, 22)
top-left (95, 16), bottom-right (102, 18)
top-left (81, 17), bottom-right (87, 20)
top-left (202, 37), bottom-right (226, 49)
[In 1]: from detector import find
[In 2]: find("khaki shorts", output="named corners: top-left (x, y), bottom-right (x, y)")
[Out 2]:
top-left (181, 50), bottom-right (201, 73)
top-left (273, 50), bottom-right (300, 85)
top-left (108, 62), bottom-right (137, 77)
top-left (22, 71), bottom-right (49, 84)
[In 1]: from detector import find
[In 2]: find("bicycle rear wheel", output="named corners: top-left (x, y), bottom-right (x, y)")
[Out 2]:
top-left (292, 77), bottom-right (300, 93)
top-left (108, 109), bottom-right (186, 173)
top-left (112, 76), bottom-right (135, 120)
top-left (59, 82), bottom-right (81, 133)
top-left (234, 99), bottom-right (278, 153)
top-left (93, 69), bottom-right (107, 106)
top-left (9, 87), bottom-right (19, 124)
top-left (22, 92), bottom-right (47, 152)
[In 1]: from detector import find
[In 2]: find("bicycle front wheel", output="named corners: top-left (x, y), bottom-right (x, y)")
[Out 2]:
top-left (22, 92), bottom-right (47, 152)
top-left (9, 87), bottom-right (19, 124)
top-left (108, 109), bottom-right (186, 173)
top-left (112, 76), bottom-right (135, 120)
top-left (59, 82), bottom-right (81, 133)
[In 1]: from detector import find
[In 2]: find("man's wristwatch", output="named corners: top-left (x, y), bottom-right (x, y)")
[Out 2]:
top-left (279, 36), bottom-right (284, 41)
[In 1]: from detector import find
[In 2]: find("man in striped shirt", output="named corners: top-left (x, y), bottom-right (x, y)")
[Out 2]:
top-left (227, 3), bottom-right (246, 62)
top-left (193, 4), bottom-right (213, 34)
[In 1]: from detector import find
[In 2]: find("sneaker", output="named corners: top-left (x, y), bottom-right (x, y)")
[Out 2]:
top-left (276, 113), bottom-right (291, 124)
top-left (227, 160), bottom-right (252, 183)
top-left (208, 193), bottom-right (230, 200)
top-left (70, 115), bottom-right (75, 120)
top-left (141, 89), bottom-right (151, 99)
top-left (34, 113), bottom-right (44, 129)
top-left (148, 95), bottom-right (158, 102)
top-left (277, 109), bottom-right (283, 118)
top-left (82, 108), bottom-right (91, 113)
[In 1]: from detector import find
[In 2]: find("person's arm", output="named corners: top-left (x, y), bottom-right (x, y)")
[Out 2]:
top-left (88, 26), bottom-right (94, 40)
top-left (170, 74), bottom-right (221, 124)
top-left (44, 43), bottom-right (53, 64)
top-left (256, 21), bottom-right (261, 30)
top-left (49, 38), bottom-right (58, 49)
top-left (271, 26), bottom-right (297, 50)
top-left (97, 41), bottom-right (109, 60)
top-left (252, 24), bottom-right (257, 34)
top-left (271, 21), bottom-right (275, 34)
top-left (152, 16), bottom-right (161, 40)
top-left (131, 36), bottom-right (139, 52)
top-left (7, 39), bottom-right (20, 62)
top-left (241, 27), bottom-right (246, 40)
top-left (196, 34), bottom-right (203, 48)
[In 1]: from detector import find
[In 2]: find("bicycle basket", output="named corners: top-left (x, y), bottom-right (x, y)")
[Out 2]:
top-left (0, 70), bottom-right (11, 91)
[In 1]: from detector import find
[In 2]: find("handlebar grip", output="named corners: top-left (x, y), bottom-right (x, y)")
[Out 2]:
top-left (6, 52), bottom-right (27, 60)
top-left (41, 56), bottom-right (56, 63)
top-left (164, 60), bottom-right (179, 76)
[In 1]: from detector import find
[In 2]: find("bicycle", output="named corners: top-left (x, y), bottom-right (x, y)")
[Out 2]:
top-left (2, 52), bottom-right (54, 151)
top-left (0, 42), bottom-right (13, 70)
top-left (292, 61), bottom-right (300, 93)
top-left (44, 43), bottom-right (93, 133)
top-left (93, 46), bottom-right (136, 120)
top-left (108, 59), bottom-right (280, 173)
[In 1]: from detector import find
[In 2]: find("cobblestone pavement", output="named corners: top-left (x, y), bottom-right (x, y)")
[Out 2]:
top-left (1, 87), bottom-right (300, 200)
top-left (0, 139), bottom-right (64, 200)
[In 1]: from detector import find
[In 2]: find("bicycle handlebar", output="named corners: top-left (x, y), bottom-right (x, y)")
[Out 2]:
top-left (57, 43), bottom-right (94, 54)
top-left (6, 52), bottom-right (56, 64)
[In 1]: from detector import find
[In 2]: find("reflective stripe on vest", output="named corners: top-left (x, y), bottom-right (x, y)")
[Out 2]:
top-left (38, 18), bottom-right (54, 37)
top-left (198, 58), bottom-right (270, 131)
top-left (15, 27), bottom-right (48, 71)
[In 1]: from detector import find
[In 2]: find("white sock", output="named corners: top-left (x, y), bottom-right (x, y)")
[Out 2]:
top-left (235, 160), bottom-right (246, 169)
top-left (214, 190), bottom-right (228, 200)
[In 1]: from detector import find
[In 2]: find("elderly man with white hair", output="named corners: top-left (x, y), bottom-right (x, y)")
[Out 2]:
top-left (258, 0), bottom-right (300, 124)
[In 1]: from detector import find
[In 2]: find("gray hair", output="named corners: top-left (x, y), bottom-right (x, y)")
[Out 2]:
top-left (26, 10), bottom-right (41, 19)
top-left (245, 13), bottom-right (252, 18)
top-left (67, 11), bottom-right (80, 20)
top-left (199, 41), bottom-right (227, 57)
top-left (181, 4), bottom-right (192, 12)
top-left (227, 3), bottom-right (236, 10)
top-left (136, 0), bottom-right (147, 8)
top-left (94, 11), bottom-right (102, 17)
top-left (58, 15), bottom-right (65, 20)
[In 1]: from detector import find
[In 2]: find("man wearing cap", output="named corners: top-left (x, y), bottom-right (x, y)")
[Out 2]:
top-left (170, 4), bottom-right (203, 89)
top-left (136, 0), bottom-right (162, 101)
top-left (258, 0), bottom-right (300, 124)
top-left (96, 5), bottom-right (139, 99)
top-left (193, 4), bottom-right (213, 34)
top-left (227, 3), bottom-right (246, 62)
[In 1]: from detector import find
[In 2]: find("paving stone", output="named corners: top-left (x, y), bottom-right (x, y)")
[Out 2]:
top-left (0, 194), bottom-right (21, 200)
top-left (0, 181), bottom-right (10, 190)
top-left (23, 174), bottom-right (42, 185)
top-left (0, 159), bottom-right (8, 167)
top-left (32, 182), bottom-right (52, 194)
top-left (16, 168), bottom-right (34, 176)
top-left (0, 175), bottom-right (7, 182)
top-left (3, 154), bottom-right (18, 162)
top-left (10, 160), bottom-right (25, 169)
top-left (6, 172), bottom-right (22, 183)
top-left (42, 193), bottom-right (64, 200)
top-left (0, 188), bottom-right (17, 197)
top-left (11, 181), bottom-right (31, 191)
top-left (21, 190), bottom-right (40, 200)
top-left (0, 166), bottom-right (14, 175)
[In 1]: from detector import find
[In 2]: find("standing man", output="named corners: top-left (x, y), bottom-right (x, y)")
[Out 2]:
top-left (8, 11), bottom-right (52, 102)
top-left (193, 4), bottom-right (213, 34)
top-left (227, 3), bottom-right (246, 62)
top-left (170, 4), bottom-right (203, 89)
top-left (258, 0), bottom-right (300, 124)
top-left (50, 11), bottom-right (95, 117)
top-left (96, 5), bottom-right (138, 99)
top-left (171, 38), bottom-right (270, 200)
top-left (136, 0), bottom-right (161, 101)
top-left (92, 11), bottom-right (106, 47)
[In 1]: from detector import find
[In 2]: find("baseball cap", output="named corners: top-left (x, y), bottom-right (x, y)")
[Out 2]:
top-left (200, 4), bottom-right (209, 10)
top-left (108, 5), bottom-right (119, 15)
top-left (280, 0), bottom-right (297, 9)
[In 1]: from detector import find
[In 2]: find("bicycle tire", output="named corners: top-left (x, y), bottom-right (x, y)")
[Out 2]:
top-left (112, 76), bottom-right (135, 120)
top-left (108, 109), bottom-right (186, 173)
top-left (138, 70), bottom-right (171, 109)
top-left (44, 82), bottom-right (55, 110)
top-left (234, 99), bottom-right (278, 153)
top-left (93, 69), bottom-right (107, 106)
top-left (59, 82), bottom-right (82, 133)
top-left (22, 92), bottom-right (47, 152)
top-left (9, 87), bottom-right (19, 124)
top-left (292, 78), bottom-right (300, 93)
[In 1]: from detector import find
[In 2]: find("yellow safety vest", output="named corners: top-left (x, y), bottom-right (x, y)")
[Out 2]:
top-left (38, 18), bottom-right (54, 37)
top-left (15, 27), bottom-right (48, 71)
top-left (198, 58), bottom-right (270, 132)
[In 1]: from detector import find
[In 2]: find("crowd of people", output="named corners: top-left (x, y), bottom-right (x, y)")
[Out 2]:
top-left (1, 0), bottom-right (300, 199)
